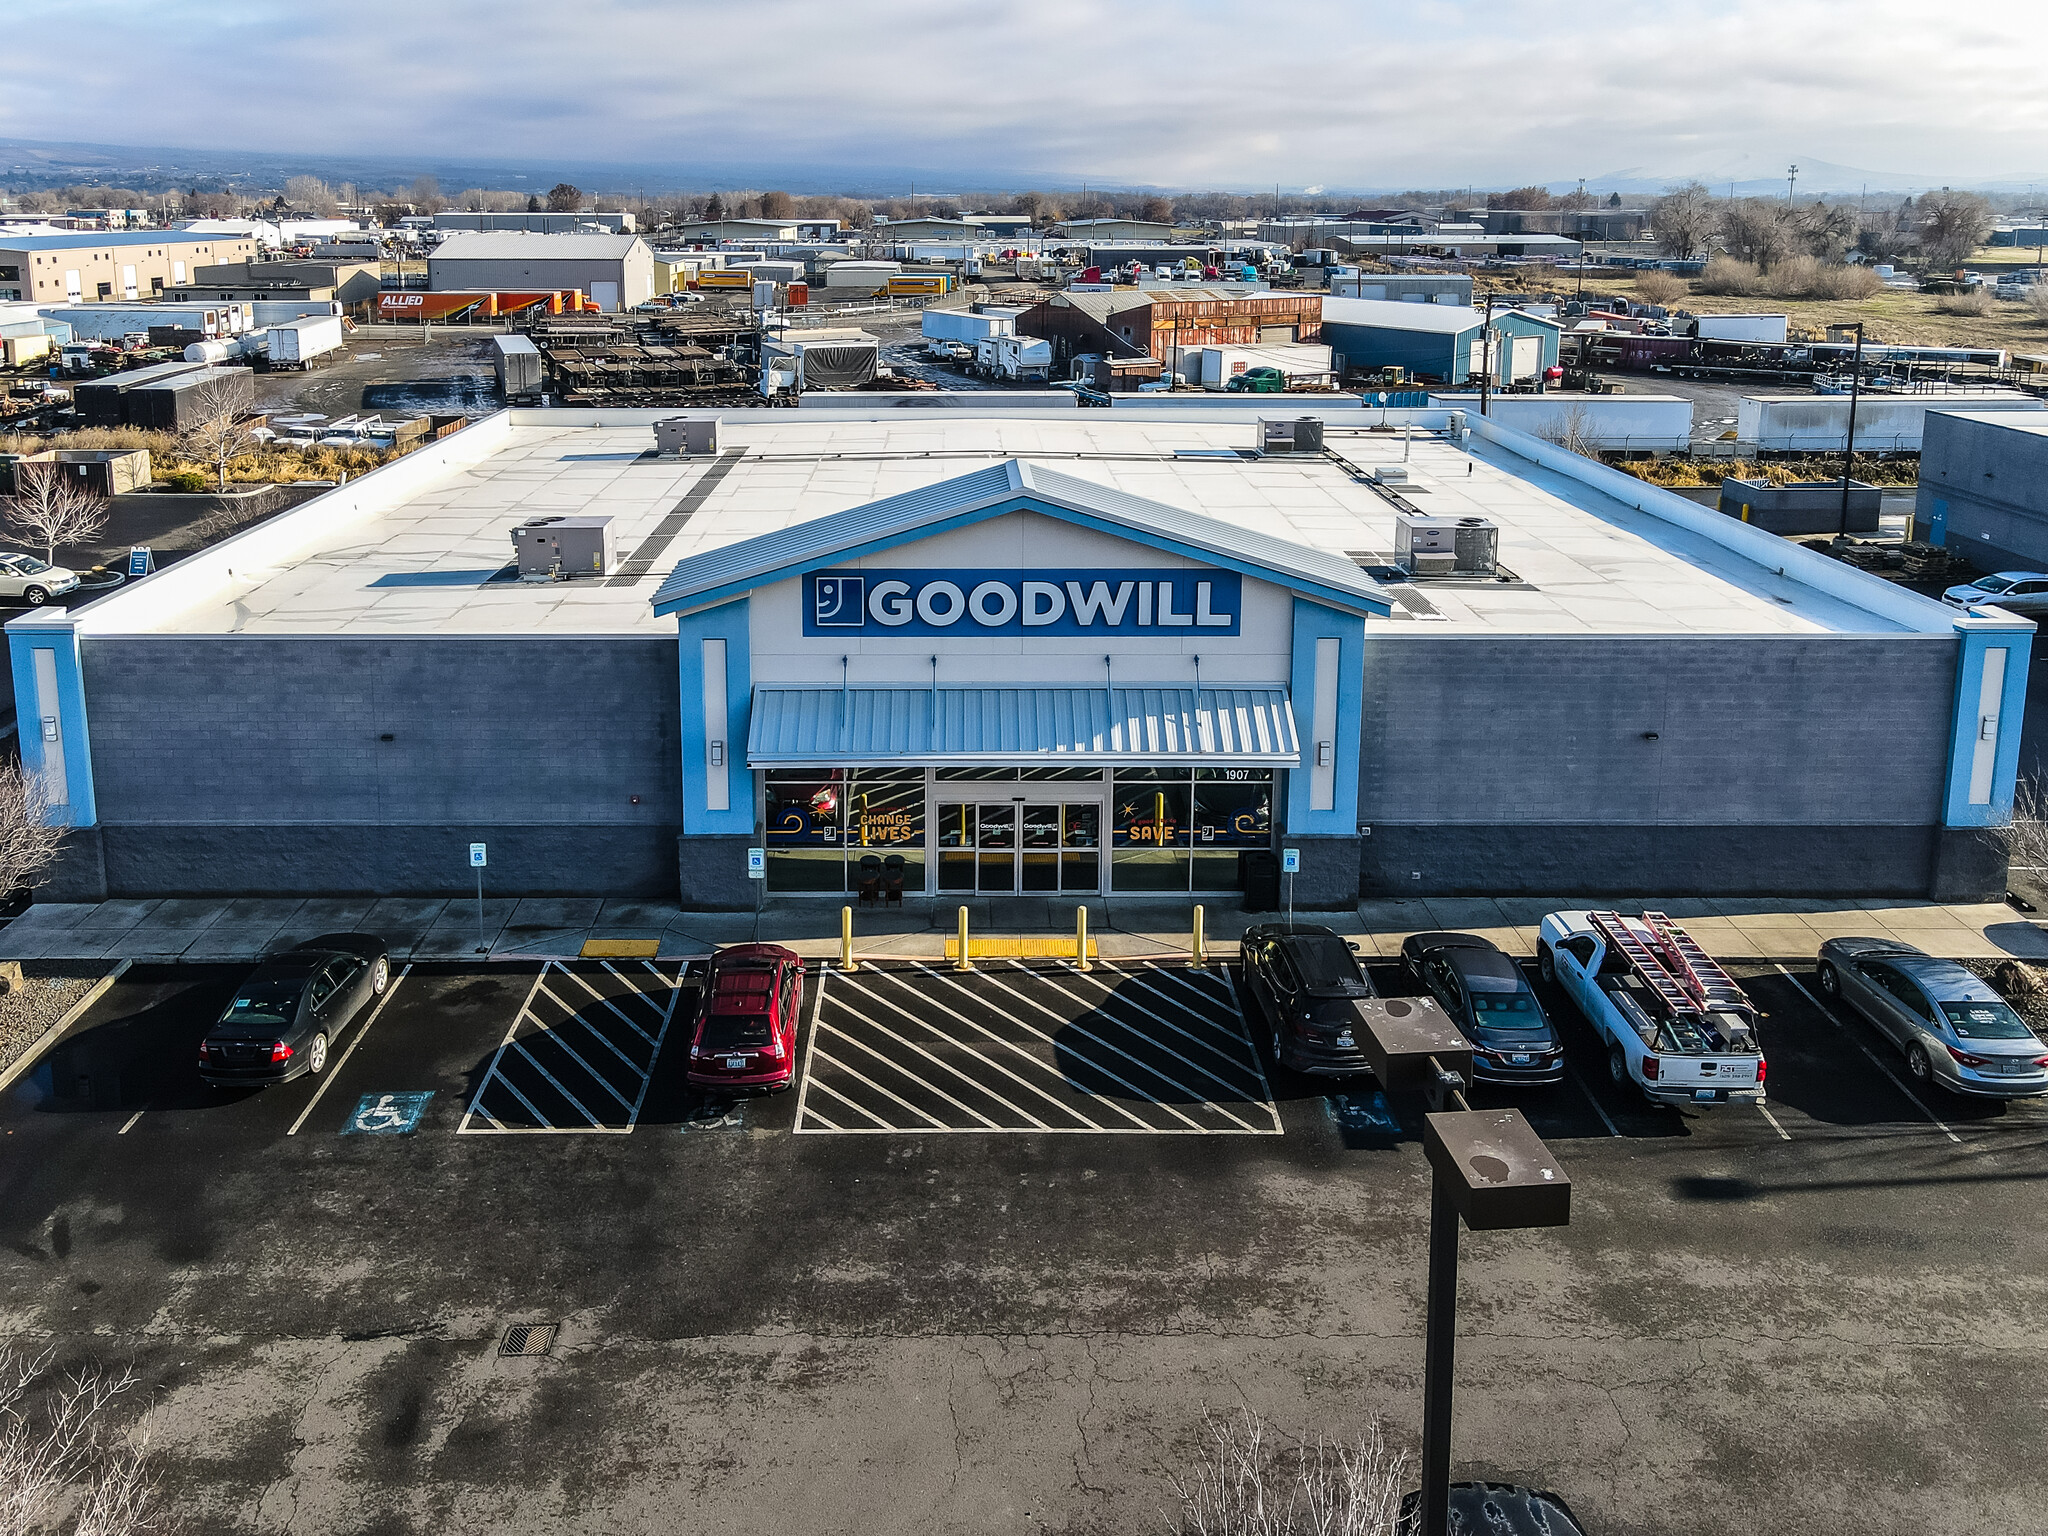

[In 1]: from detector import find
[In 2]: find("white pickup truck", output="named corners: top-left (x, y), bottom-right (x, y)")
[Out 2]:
top-left (1538, 910), bottom-right (1767, 1109)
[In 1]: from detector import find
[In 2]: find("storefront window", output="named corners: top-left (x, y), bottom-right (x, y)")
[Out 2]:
top-left (847, 768), bottom-right (925, 893)
top-left (1192, 771), bottom-right (1273, 892)
top-left (1111, 774), bottom-right (1190, 893)
top-left (765, 770), bottom-right (845, 892)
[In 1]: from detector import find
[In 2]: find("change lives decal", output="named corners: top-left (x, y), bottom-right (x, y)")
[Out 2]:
top-left (803, 568), bottom-right (1241, 638)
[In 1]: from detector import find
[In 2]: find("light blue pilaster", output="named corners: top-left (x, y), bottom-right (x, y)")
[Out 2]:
top-left (5, 614), bottom-right (95, 828)
top-left (1285, 597), bottom-right (1365, 836)
top-left (1943, 610), bottom-right (2033, 828)
top-left (674, 597), bottom-right (754, 835)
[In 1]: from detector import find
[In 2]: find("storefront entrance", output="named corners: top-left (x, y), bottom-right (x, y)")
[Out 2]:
top-left (762, 765), bottom-right (1275, 899)
top-left (935, 797), bottom-right (1102, 894)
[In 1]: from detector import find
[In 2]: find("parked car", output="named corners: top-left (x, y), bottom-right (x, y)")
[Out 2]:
top-left (197, 934), bottom-right (391, 1087)
top-left (685, 943), bottom-right (804, 1093)
top-left (1941, 571), bottom-right (2048, 619)
top-left (0, 552), bottom-right (80, 606)
top-left (1240, 924), bottom-right (1373, 1074)
top-left (1399, 931), bottom-right (1564, 1086)
top-left (1226, 366), bottom-right (1288, 393)
top-left (1815, 937), bottom-right (2048, 1097)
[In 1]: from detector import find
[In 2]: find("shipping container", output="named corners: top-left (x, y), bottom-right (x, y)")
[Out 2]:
top-left (266, 314), bottom-right (345, 369)
top-left (1736, 393), bottom-right (2044, 453)
top-left (922, 308), bottom-right (1018, 344)
top-left (694, 269), bottom-right (755, 290)
top-left (1694, 313), bottom-right (1790, 344)
top-left (888, 273), bottom-right (951, 297)
top-left (124, 365), bottom-right (256, 432)
top-left (3, 333), bottom-right (50, 368)
top-left (74, 360), bottom-right (208, 425)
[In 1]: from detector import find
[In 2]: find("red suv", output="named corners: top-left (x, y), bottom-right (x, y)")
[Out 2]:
top-left (685, 944), bottom-right (804, 1092)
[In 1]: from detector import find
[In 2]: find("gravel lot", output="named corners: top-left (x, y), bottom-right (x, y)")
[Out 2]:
top-left (0, 962), bottom-right (115, 1076)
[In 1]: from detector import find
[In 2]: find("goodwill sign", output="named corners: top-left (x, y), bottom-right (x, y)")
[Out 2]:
top-left (803, 568), bottom-right (1241, 638)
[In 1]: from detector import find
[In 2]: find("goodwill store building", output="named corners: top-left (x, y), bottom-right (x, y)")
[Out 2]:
top-left (7, 403), bottom-right (2029, 911)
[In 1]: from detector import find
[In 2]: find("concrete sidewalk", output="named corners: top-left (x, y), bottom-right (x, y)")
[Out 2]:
top-left (0, 892), bottom-right (2042, 965)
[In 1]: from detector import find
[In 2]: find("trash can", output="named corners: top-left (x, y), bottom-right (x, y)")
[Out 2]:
top-left (1240, 849), bottom-right (1281, 913)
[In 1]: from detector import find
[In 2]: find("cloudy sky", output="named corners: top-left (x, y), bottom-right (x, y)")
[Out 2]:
top-left (7, 0), bottom-right (2046, 191)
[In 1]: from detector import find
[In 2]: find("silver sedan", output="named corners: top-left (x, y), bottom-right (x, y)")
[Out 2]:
top-left (1815, 937), bottom-right (2048, 1098)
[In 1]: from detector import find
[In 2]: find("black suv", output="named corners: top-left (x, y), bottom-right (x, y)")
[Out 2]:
top-left (1241, 923), bottom-right (1374, 1074)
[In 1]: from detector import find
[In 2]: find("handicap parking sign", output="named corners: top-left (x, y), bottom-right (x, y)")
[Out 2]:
top-left (341, 1091), bottom-right (433, 1135)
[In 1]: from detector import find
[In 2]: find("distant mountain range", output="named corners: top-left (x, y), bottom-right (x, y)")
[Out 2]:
top-left (3, 135), bottom-right (2043, 203)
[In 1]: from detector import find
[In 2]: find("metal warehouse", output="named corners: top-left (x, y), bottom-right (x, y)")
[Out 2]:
top-left (7, 404), bottom-right (2028, 912)
top-left (427, 232), bottom-right (656, 313)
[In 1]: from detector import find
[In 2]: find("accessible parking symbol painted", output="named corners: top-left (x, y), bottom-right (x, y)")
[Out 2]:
top-left (342, 1092), bottom-right (434, 1135)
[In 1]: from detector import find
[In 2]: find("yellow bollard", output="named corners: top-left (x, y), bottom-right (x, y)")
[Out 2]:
top-left (955, 904), bottom-right (974, 972)
top-left (1075, 904), bottom-right (1092, 972)
top-left (1191, 903), bottom-right (1206, 970)
top-left (840, 904), bottom-right (858, 972)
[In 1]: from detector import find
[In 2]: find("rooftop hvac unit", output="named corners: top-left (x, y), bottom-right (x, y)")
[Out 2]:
top-left (1373, 465), bottom-right (1410, 483)
top-left (1452, 516), bottom-right (1498, 575)
top-left (653, 416), bottom-right (718, 455)
top-left (1395, 512), bottom-right (1461, 575)
top-left (511, 514), bottom-right (615, 579)
top-left (1258, 416), bottom-right (1325, 454)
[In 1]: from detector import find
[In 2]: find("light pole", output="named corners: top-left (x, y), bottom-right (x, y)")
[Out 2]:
top-left (1354, 998), bottom-right (1573, 1536)
top-left (1839, 321), bottom-right (1865, 536)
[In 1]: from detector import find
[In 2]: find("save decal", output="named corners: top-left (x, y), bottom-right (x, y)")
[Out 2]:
top-left (803, 568), bottom-right (1240, 638)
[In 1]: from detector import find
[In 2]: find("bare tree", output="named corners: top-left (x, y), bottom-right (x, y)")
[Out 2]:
top-left (408, 175), bottom-right (444, 214)
top-left (1161, 1406), bottom-right (1408, 1536)
top-left (180, 376), bottom-right (257, 493)
top-left (1537, 402), bottom-right (1598, 458)
top-left (1650, 181), bottom-right (1716, 259)
top-left (1719, 198), bottom-right (1798, 269)
top-left (0, 1348), bottom-right (170, 1535)
top-left (282, 175), bottom-right (337, 216)
top-left (1919, 190), bottom-right (1995, 269)
top-left (0, 762), bottom-right (68, 896)
top-left (1993, 778), bottom-right (2048, 883)
top-left (6, 461), bottom-right (109, 570)
top-left (546, 182), bottom-right (584, 212)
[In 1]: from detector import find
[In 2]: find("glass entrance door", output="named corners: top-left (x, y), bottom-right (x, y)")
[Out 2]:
top-left (937, 799), bottom-right (1101, 894)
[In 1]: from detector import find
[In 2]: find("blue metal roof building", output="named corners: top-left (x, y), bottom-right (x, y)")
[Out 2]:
top-left (1318, 296), bottom-right (1485, 383)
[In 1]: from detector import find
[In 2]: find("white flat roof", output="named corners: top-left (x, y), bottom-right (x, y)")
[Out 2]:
top-left (64, 409), bottom-right (1956, 640)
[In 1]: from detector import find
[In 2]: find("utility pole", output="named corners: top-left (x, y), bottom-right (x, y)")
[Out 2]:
top-left (1788, 164), bottom-right (1799, 203)
top-left (1839, 321), bottom-right (1864, 537)
top-left (1480, 291), bottom-right (1495, 417)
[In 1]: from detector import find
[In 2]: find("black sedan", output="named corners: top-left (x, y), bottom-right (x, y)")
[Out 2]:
top-left (197, 933), bottom-right (391, 1088)
top-left (1240, 923), bottom-right (1374, 1074)
top-left (1400, 931), bottom-right (1564, 1086)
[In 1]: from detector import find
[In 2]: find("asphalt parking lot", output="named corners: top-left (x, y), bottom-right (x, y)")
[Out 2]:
top-left (2, 950), bottom-right (2045, 1535)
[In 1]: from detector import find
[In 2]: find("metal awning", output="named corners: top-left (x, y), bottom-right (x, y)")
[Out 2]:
top-left (747, 687), bottom-right (1299, 766)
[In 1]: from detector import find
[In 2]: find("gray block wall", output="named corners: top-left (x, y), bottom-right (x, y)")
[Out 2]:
top-left (1356, 633), bottom-right (1969, 897)
top-left (1918, 412), bottom-right (2048, 572)
top-left (82, 636), bottom-right (681, 897)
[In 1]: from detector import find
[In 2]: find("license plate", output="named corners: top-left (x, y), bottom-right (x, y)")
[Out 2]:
top-left (1336, 1032), bottom-right (1353, 1047)
top-left (724, 1057), bottom-right (748, 1070)
top-left (1994, 1059), bottom-right (2036, 1076)
top-left (1693, 1088), bottom-right (1725, 1103)
top-left (1510, 1054), bottom-right (1531, 1065)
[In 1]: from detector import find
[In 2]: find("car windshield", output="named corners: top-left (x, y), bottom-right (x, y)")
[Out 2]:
top-left (1941, 1001), bottom-right (2036, 1040)
top-left (12, 555), bottom-right (48, 573)
top-left (1975, 575), bottom-right (2021, 593)
top-left (219, 978), bottom-right (303, 1027)
top-left (1470, 992), bottom-right (1547, 1029)
top-left (701, 1014), bottom-right (772, 1050)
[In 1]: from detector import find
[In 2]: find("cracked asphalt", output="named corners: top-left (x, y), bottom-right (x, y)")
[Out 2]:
top-left (1, 957), bottom-right (2044, 1534)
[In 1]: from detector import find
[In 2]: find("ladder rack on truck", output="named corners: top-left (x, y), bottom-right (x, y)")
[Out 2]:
top-left (1586, 911), bottom-right (1696, 1020)
top-left (1641, 910), bottom-right (1748, 1014)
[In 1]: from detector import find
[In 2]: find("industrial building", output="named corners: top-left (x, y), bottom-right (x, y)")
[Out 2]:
top-left (1320, 298), bottom-right (1486, 383)
top-left (167, 259), bottom-right (382, 310)
top-left (0, 229), bottom-right (259, 304)
top-left (1918, 410), bottom-right (2048, 564)
top-left (428, 232), bottom-right (655, 313)
top-left (433, 211), bottom-right (636, 234)
top-left (1330, 273), bottom-right (1474, 304)
top-left (1056, 218), bottom-right (1179, 241)
top-left (8, 401), bottom-right (2026, 915)
top-left (1027, 288), bottom-right (1322, 371)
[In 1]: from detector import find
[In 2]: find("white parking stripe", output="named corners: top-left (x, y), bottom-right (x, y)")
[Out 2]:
top-left (485, 1063), bottom-right (561, 1131)
top-left (791, 970), bottom-right (831, 1130)
top-left (1757, 1101), bottom-right (1793, 1141)
top-left (1058, 967), bottom-right (1267, 1096)
top-left (1007, 965), bottom-right (1264, 1133)
top-left (544, 972), bottom-right (659, 1047)
top-left (509, 1038), bottom-right (602, 1127)
top-left (531, 1028), bottom-right (638, 1114)
top-left (1140, 968), bottom-right (1269, 1053)
top-left (1218, 968), bottom-right (1283, 1117)
top-left (861, 969), bottom-right (1131, 1128)
top-left (1566, 1066), bottom-right (1621, 1137)
top-left (287, 964), bottom-right (413, 1137)
top-left (905, 965), bottom-right (1166, 1131)
top-left (807, 1077), bottom-right (893, 1130)
top-left (459, 968), bottom-right (551, 1134)
top-left (1775, 965), bottom-right (1967, 1147)
top-left (972, 971), bottom-right (1220, 1132)
top-left (810, 1044), bottom-right (952, 1130)
top-left (576, 1011), bottom-right (650, 1076)
top-left (818, 991), bottom-right (1053, 1129)
top-left (816, 1016), bottom-right (1008, 1129)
